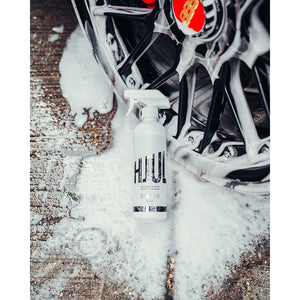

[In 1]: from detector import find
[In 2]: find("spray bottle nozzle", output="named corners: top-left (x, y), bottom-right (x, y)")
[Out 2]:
top-left (124, 90), bottom-right (170, 118)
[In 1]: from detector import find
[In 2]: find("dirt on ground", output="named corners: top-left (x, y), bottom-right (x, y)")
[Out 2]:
top-left (30, 0), bottom-right (270, 299)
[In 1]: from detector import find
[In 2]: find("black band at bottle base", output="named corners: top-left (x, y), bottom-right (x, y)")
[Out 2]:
top-left (133, 206), bottom-right (167, 212)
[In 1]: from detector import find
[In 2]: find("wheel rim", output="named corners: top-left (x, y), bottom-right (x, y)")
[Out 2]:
top-left (72, 0), bottom-right (270, 194)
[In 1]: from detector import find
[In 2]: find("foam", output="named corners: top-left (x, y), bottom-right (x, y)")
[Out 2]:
top-left (59, 27), bottom-right (113, 127)
top-left (49, 26), bottom-right (270, 299)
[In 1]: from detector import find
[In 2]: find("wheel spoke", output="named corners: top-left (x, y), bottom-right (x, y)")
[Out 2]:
top-left (240, 0), bottom-right (270, 69)
top-left (117, 30), bottom-right (157, 78)
top-left (253, 58), bottom-right (270, 120)
top-left (174, 70), bottom-right (197, 139)
top-left (229, 60), bottom-right (261, 159)
top-left (223, 66), bottom-right (243, 139)
top-left (94, 4), bottom-right (159, 80)
top-left (198, 63), bottom-right (229, 153)
top-left (209, 0), bottom-right (269, 82)
top-left (93, 5), bottom-right (154, 22)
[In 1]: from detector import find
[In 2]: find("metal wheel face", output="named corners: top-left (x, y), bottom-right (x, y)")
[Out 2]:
top-left (72, 0), bottom-right (270, 194)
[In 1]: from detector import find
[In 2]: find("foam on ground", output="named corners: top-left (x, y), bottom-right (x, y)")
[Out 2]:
top-left (50, 26), bottom-right (270, 299)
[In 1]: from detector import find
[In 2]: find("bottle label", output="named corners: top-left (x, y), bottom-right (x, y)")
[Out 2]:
top-left (134, 151), bottom-right (166, 184)
top-left (133, 150), bottom-right (167, 212)
top-left (133, 206), bottom-right (167, 212)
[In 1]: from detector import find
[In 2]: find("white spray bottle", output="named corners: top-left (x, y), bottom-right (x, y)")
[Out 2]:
top-left (124, 90), bottom-right (170, 220)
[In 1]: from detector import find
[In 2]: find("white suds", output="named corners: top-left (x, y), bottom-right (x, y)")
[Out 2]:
top-left (59, 27), bottom-right (113, 127)
top-left (52, 25), bottom-right (64, 33)
top-left (48, 33), bottom-right (60, 42)
top-left (45, 26), bottom-right (270, 299)
top-left (173, 168), bottom-right (269, 298)
top-left (30, 212), bottom-right (43, 225)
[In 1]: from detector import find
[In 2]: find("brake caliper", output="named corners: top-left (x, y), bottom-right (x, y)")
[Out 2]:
top-left (142, 0), bottom-right (156, 8)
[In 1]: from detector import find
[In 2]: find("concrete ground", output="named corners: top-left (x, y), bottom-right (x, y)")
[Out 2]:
top-left (30, 0), bottom-right (270, 299)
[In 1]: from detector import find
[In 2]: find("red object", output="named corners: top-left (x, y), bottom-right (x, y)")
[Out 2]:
top-left (172, 0), bottom-right (205, 33)
top-left (142, 0), bottom-right (156, 8)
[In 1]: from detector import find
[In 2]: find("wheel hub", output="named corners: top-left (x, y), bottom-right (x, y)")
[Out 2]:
top-left (172, 0), bottom-right (206, 34)
top-left (170, 0), bottom-right (223, 39)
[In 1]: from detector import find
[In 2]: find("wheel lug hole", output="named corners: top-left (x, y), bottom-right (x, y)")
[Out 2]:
top-left (188, 136), bottom-right (194, 144)
top-left (106, 34), bottom-right (115, 46)
top-left (259, 145), bottom-right (269, 154)
top-left (127, 77), bottom-right (136, 87)
top-left (223, 150), bottom-right (231, 158)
